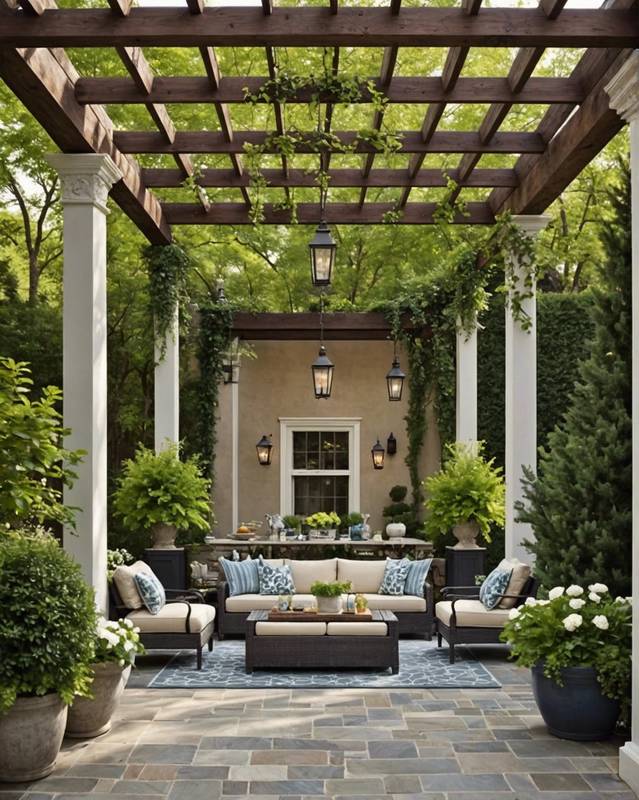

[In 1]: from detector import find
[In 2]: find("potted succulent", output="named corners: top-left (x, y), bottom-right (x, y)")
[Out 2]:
top-left (502, 584), bottom-right (631, 740)
top-left (66, 618), bottom-right (145, 739)
top-left (310, 580), bottom-right (352, 614)
top-left (423, 442), bottom-right (505, 549)
top-left (113, 443), bottom-right (212, 549)
top-left (0, 531), bottom-right (97, 782)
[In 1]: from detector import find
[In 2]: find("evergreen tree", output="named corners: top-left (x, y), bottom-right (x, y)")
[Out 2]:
top-left (517, 160), bottom-right (632, 596)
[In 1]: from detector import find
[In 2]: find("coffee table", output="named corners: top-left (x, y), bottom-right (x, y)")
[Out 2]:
top-left (245, 609), bottom-right (399, 674)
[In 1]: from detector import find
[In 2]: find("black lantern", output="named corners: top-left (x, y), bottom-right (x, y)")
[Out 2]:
top-left (371, 438), bottom-right (385, 470)
top-left (387, 432), bottom-right (397, 456)
top-left (256, 434), bottom-right (273, 466)
top-left (311, 345), bottom-right (334, 399)
top-left (386, 354), bottom-right (406, 401)
top-left (309, 221), bottom-right (336, 287)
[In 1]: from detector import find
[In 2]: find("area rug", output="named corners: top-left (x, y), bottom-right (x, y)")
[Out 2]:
top-left (147, 640), bottom-right (500, 689)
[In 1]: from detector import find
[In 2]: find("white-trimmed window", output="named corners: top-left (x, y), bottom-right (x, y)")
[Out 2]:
top-left (279, 418), bottom-right (360, 517)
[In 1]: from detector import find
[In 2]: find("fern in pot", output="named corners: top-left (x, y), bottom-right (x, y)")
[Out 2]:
top-left (424, 442), bottom-right (505, 549)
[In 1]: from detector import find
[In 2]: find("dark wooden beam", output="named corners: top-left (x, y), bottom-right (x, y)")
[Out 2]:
top-left (74, 75), bottom-right (584, 106)
top-left (0, 46), bottom-right (170, 244)
top-left (2, 8), bottom-right (637, 48)
top-left (163, 201), bottom-right (495, 225)
top-left (232, 312), bottom-right (400, 341)
top-left (114, 130), bottom-right (545, 154)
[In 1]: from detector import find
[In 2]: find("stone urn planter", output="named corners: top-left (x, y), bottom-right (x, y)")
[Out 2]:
top-left (452, 520), bottom-right (481, 549)
top-left (0, 694), bottom-right (68, 782)
top-left (152, 522), bottom-right (178, 549)
top-left (532, 664), bottom-right (620, 741)
top-left (317, 595), bottom-right (342, 614)
top-left (66, 662), bottom-right (132, 739)
top-left (385, 522), bottom-right (406, 539)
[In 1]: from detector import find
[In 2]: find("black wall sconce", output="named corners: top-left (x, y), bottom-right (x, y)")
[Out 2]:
top-left (387, 432), bottom-right (397, 456)
top-left (371, 438), bottom-right (385, 470)
top-left (256, 434), bottom-right (273, 466)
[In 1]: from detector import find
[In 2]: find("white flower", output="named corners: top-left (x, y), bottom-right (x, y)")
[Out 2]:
top-left (566, 585), bottom-right (584, 597)
top-left (588, 583), bottom-right (609, 594)
top-left (133, 627), bottom-right (141, 634)
top-left (508, 607), bottom-right (521, 620)
top-left (525, 597), bottom-right (537, 606)
top-left (589, 592), bottom-right (602, 603)
top-left (548, 587), bottom-right (565, 600)
top-left (119, 659), bottom-right (125, 667)
top-left (99, 629), bottom-right (119, 647)
top-left (563, 613), bottom-right (583, 632)
top-left (626, 597), bottom-right (633, 605)
top-left (124, 619), bottom-right (134, 629)
top-left (569, 598), bottom-right (586, 610)
top-left (536, 599), bottom-right (550, 606)
top-left (124, 640), bottom-right (135, 652)
top-left (615, 596), bottom-right (626, 603)
top-left (593, 615), bottom-right (609, 631)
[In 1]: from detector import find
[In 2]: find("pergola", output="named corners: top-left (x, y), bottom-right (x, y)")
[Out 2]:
top-left (1, 0), bottom-right (638, 786)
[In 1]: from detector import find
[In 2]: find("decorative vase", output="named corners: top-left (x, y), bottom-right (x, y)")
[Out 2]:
top-left (0, 693), bottom-right (68, 782)
top-left (152, 522), bottom-right (177, 549)
top-left (452, 520), bottom-right (481, 549)
top-left (317, 595), bottom-right (342, 614)
top-left (66, 662), bottom-right (132, 739)
top-left (531, 664), bottom-right (620, 741)
top-left (386, 522), bottom-right (406, 539)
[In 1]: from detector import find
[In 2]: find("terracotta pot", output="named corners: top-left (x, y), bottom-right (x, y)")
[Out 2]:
top-left (385, 522), bottom-right (406, 539)
top-left (152, 522), bottom-right (177, 549)
top-left (317, 595), bottom-right (342, 614)
top-left (452, 520), bottom-right (481, 549)
top-left (0, 693), bottom-right (67, 782)
top-left (66, 662), bottom-right (132, 739)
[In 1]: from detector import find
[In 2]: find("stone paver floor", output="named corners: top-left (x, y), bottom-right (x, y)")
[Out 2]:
top-left (1, 646), bottom-right (634, 800)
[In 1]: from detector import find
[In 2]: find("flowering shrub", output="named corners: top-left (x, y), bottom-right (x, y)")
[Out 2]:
top-left (107, 548), bottom-right (133, 581)
top-left (501, 583), bottom-right (631, 723)
top-left (305, 512), bottom-right (341, 530)
top-left (95, 618), bottom-right (145, 668)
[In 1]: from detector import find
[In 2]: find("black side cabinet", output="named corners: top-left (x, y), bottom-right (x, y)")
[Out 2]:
top-left (445, 546), bottom-right (486, 594)
top-left (143, 548), bottom-right (187, 590)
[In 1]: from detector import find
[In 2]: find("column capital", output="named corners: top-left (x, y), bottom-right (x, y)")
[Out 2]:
top-left (605, 51), bottom-right (639, 123)
top-left (511, 214), bottom-right (551, 238)
top-left (46, 153), bottom-right (121, 214)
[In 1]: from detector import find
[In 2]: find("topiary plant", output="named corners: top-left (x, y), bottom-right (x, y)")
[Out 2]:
top-left (0, 531), bottom-right (98, 713)
top-left (383, 484), bottom-right (419, 534)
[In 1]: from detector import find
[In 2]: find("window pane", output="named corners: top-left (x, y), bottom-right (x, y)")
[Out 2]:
top-left (292, 429), bottom-right (350, 472)
top-left (294, 475), bottom-right (350, 518)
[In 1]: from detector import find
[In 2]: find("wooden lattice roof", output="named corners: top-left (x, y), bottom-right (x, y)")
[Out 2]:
top-left (0, 0), bottom-right (636, 244)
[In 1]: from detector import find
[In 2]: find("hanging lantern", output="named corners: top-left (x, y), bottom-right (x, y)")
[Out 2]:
top-left (386, 355), bottom-right (406, 401)
top-left (309, 221), bottom-right (336, 287)
top-left (311, 345), bottom-right (334, 399)
top-left (256, 434), bottom-right (273, 466)
top-left (387, 432), bottom-right (397, 456)
top-left (371, 439), bottom-right (385, 470)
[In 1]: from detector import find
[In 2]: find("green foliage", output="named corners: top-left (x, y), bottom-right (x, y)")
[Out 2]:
top-left (517, 161), bottom-right (632, 596)
top-left (310, 580), bottom-right (352, 597)
top-left (0, 531), bottom-right (97, 713)
top-left (144, 244), bottom-right (191, 358)
top-left (424, 442), bottom-right (505, 541)
top-left (0, 358), bottom-right (84, 528)
top-left (95, 618), bottom-right (145, 667)
top-left (501, 587), bottom-right (631, 725)
top-left (389, 485), bottom-right (408, 503)
top-left (340, 511), bottom-right (364, 532)
top-left (383, 483), bottom-right (419, 534)
top-left (113, 443), bottom-right (212, 534)
top-left (305, 511), bottom-right (341, 529)
top-left (107, 548), bottom-right (133, 581)
top-left (282, 515), bottom-right (301, 530)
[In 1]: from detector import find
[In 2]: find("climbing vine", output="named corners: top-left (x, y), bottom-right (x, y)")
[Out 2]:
top-left (144, 244), bottom-right (191, 358)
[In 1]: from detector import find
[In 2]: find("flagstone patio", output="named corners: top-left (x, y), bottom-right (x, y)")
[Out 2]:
top-left (0, 649), bottom-right (632, 800)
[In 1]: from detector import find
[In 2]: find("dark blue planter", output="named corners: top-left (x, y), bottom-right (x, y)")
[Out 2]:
top-left (531, 663), bottom-right (620, 741)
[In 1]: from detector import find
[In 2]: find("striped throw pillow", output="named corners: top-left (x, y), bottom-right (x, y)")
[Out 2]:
top-left (404, 558), bottom-right (433, 597)
top-left (220, 557), bottom-right (260, 596)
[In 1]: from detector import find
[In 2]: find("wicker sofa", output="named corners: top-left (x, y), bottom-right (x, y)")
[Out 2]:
top-left (217, 557), bottom-right (434, 639)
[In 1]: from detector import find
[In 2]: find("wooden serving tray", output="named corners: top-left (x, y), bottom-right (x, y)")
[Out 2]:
top-left (267, 609), bottom-right (373, 622)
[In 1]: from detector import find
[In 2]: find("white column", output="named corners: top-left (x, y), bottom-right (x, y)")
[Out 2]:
top-left (46, 153), bottom-right (121, 613)
top-left (456, 318), bottom-right (478, 444)
top-left (154, 306), bottom-right (179, 452)
top-left (231, 379), bottom-right (239, 533)
top-left (504, 214), bottom-right (549, 563)
top-left (605, 50), bottom-right (639, 797)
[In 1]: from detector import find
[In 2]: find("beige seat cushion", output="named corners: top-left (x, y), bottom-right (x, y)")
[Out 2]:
top-left (362, 593), bottom-right (426, 612)
top-left (495, 558), bottom-right (532, 609)
top-left (226, 594), bottom-right (317, 612)
top-left (127, 602), bottom-right (215, 634)
top-left (436, 599), bottom-right (510, 628)
top-left (326, 622), bottom-right (388, 636)
top-left (113, 561), bottom-right (155, 610)
top-left (255, 622), bottom-right (326, 636)
top-left (286, 559), bottom-right (337, 593)
top-left (337, 559), bottom-right (386, 593)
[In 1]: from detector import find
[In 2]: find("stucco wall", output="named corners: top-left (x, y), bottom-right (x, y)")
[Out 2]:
top-left (213, 339), bottom-right (441, 536)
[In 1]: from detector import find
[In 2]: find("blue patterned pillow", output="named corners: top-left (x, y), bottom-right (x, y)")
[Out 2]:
top-left (404, 558), bottom-right (433, 597)
top-left (133, 571), bottom-right (166, 615)
top-left (479, 567), bottom-right (513, 610)
top-left (257, 557), bottom-right (296, 595)
top-left (220, 557), bottom-right (260, 596)
top-left (379, 558), bottom-right (411, 596)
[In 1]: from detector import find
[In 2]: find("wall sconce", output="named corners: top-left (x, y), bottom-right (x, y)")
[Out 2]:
top-left (256, 434), bottom-right (273, 466)
top-left (387, 432), bottom-right (397, 456)
top-left (371, 438), bottom-right (385, 470)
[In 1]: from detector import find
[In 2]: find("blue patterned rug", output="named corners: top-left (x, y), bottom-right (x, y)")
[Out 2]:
top-left (147, 640), bottom-right (500, 689)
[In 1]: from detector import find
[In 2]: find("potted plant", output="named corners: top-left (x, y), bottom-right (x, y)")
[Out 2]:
top-left (502, 584), bottom-right (631, 740)
top-left (383, 485), bottom-right (412, 538)
top-left (0, 531), bottom-right (97, 782)
top-left (113, 443), bottom-right (212, 549)
top-left (305, 512), bottom-right (341, 538)
top-left (310, 580), bottom-right (352, 614)
top-left (423, 442), bottom-right (505, 549)
top-left (282, 514), bottom-right (301, 534)
top-left (66, 618), bottom-right (144, 739)
top-left (340, 512), bottom-right (364, 535)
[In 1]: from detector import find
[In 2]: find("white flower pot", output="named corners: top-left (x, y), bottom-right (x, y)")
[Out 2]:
top-left (66, 662), bottom-right (132, 738)
top-left (317, 595), bottom-right (342, 614)
top-left (386, 522), bottom-right (406, 539)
